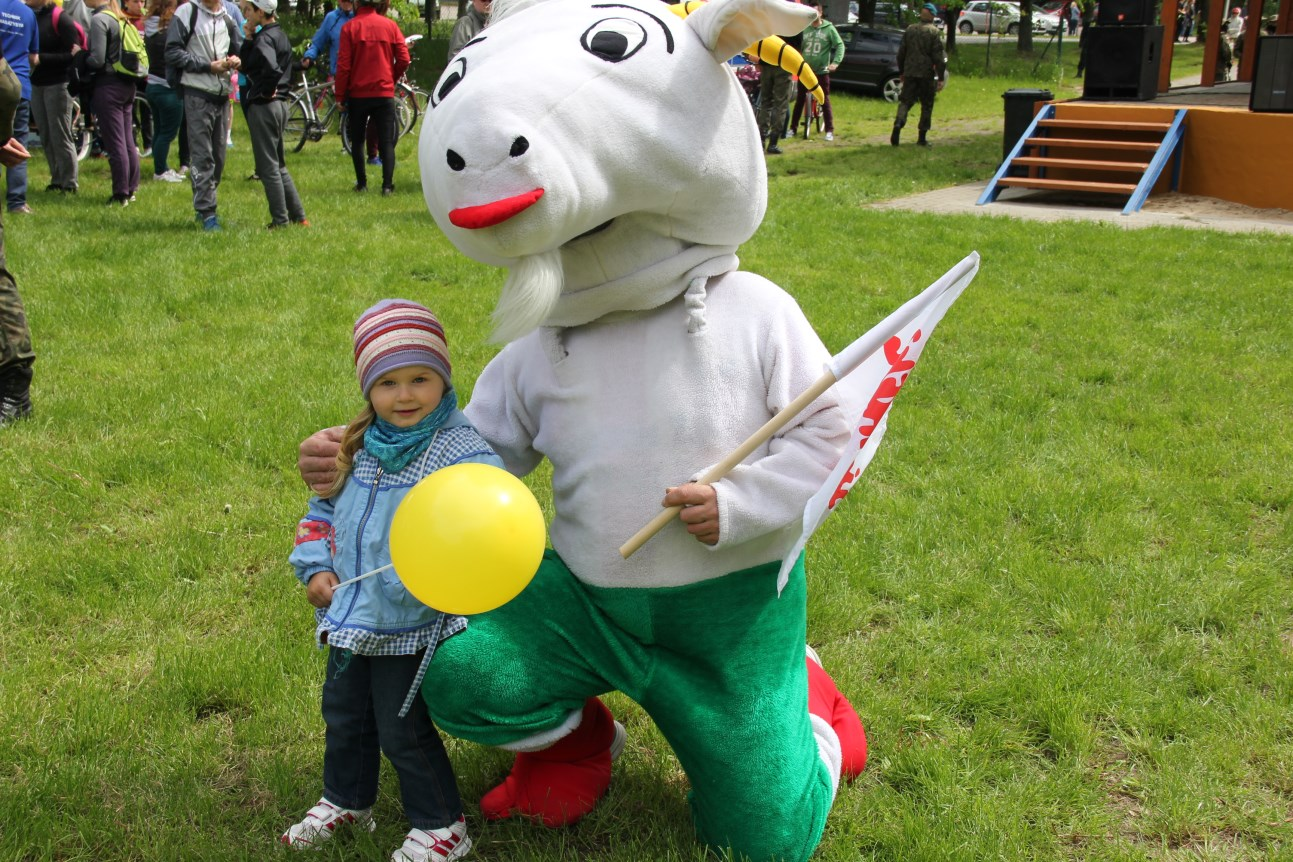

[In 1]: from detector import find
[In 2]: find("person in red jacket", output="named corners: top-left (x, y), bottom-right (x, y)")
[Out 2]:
top-left (334, 0), bottom-right (408, 195)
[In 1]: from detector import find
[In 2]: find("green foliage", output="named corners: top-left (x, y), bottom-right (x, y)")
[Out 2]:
top-left (2, 87), bottom-right (1291, 861)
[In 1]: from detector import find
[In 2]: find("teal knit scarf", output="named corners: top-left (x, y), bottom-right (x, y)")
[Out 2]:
top-left (363, 388), bottom-right (458, 473)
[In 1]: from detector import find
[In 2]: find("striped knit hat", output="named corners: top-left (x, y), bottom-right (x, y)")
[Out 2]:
top-left (353, 299), bottom-right (452, 396)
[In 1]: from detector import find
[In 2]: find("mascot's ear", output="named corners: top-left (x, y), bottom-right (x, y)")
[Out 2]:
top-left (685, 0), bottom-right (817, 62)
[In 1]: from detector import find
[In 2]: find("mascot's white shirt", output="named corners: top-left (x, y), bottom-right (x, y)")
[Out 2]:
top-left (465, 271), bottom-right (849, 590)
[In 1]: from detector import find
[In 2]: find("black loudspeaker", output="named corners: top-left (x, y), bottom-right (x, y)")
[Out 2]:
top-left (1251, 36), bottom-right (1293, 112)
top-left (1097, 0), bottom-right (1156, 26)
top-left (1083, 26), bottom-right (1163, 101)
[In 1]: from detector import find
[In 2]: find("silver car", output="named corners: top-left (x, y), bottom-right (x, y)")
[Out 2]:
top-left (957, 0), bottom-right (1023, 34)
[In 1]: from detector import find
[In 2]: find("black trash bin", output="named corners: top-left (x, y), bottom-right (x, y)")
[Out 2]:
top-left (1002, 88), bottom-right (1053, 160)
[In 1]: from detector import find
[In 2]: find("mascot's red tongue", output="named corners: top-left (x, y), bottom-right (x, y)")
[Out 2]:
top-left (449, 188), bottom-right (545, 229)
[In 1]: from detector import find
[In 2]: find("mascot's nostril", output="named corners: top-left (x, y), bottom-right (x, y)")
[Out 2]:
top-left (510, 137), bottom-right (529, 158)
top-left (447, 150), bottom-right (466, 171)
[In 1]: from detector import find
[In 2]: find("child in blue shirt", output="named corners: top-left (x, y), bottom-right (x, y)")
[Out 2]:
top-left (283, 299), bottom-right (500, 862)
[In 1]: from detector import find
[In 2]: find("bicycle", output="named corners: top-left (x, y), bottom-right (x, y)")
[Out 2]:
top-left (285, 68), bottom-right (340, 153)
top-left (800, 88), bottom-right (822, 140)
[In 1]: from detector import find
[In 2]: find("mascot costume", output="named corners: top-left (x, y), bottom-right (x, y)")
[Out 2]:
top-left (306, 0), bottom-right (867, 859)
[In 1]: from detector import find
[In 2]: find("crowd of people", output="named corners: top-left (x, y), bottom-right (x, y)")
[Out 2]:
top-left (7, 0), bottom-right (414, 230)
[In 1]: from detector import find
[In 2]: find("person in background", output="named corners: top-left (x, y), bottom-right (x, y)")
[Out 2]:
top-left (789, 1), bottom-right (843, 142)
top-left (28, 0), bottom-right (83, 194)
top-left (0, 0), bottom-right (37, 213)
top-left (165, 0), bottom-right (241, 230)
top-left (447, 0), bottom-right (488, 60)
top-left (301, 0), bottom-right (378, 165)
top-left (890, 2), bottom-right (945, 147)
top-left (0, 57), bottom-right (34, 425)
top-left (334, 0), bottom-right (407, 195)
top-left (85, 0), bottom-right (143, 206)
top-left (238, 0), bottom-right (306, 228)
top-left (142, 0), bottom-right (183, 181)
top-left (755, 28), bottom-right (796, 155)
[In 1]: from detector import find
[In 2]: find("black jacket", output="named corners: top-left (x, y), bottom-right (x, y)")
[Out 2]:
top-left (239, 22), bottom-right (292, 104)
top-left (32, 3), bottom-right (82, 86)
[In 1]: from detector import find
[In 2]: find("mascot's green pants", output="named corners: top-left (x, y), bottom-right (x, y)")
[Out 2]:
top-left (422, 551), bottom-right (844, 862)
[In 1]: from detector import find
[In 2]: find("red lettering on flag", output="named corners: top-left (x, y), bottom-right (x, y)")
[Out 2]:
top-left (826, 331), bottom-right (922, 511)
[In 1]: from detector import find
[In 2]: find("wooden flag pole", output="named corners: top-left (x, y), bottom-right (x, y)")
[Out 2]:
top-left (617, 368), bottom-right (838, 560)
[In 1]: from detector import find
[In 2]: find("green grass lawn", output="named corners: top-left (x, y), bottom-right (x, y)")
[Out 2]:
top-left (1, 83), bottom-right (1291, 862)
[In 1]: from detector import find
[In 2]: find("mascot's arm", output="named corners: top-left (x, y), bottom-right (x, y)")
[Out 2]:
top-left (462, 346), bottom-right (546, 479)
top-left (709, 304), bottom-right (849, 549)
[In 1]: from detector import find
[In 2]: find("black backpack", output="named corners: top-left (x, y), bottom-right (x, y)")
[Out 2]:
top-left (66, 49), bottom-right (95, 97)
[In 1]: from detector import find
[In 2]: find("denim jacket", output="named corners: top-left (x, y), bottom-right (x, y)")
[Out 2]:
top-left (290, 410), bottom-right (503, 646)
top-left (290, 410), bottom-right (503, 715)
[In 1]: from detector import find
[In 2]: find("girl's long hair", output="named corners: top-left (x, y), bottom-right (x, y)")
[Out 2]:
top-left (322, 403), bottom-right (377, 500)
top-left (145, 0), bottom-right (176, 26)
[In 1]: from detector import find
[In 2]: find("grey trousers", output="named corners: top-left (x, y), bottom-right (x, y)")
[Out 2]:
top-left (183, 92), bottom-right (230, 219)
top-left (246, 100), bottom-right (305, 225)
top-left (30, 83), bottom-right (78, 190)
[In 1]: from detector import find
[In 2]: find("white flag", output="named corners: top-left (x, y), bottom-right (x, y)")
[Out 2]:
top-left (778, 252), bottom-right (980, 592)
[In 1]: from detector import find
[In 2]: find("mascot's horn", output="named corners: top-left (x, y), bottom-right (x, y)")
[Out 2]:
top-left (667, 1), bottom-right (825, 104)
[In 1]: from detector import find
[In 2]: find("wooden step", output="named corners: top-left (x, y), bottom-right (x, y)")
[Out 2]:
top-left (997, 177), bottom-right (1138, 194)
top-left (1025, 136), bottom-right (1162, 151)
top-left (1012, 156), bottom-right (1150, 172)
top-left (1038, 119), bottom-right (1172, 132)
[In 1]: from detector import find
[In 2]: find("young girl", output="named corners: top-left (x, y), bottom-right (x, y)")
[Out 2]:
top-left (284, 300), bottom-right (500, 862)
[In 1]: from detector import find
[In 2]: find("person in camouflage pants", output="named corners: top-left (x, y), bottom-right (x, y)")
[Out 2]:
top-left (0, 56), bottom-right (33, 425)
top-left (891, 3), bottom-right (946, 147)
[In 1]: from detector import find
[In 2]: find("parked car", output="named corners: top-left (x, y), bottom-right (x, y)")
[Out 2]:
top-left (957, 0), bottom-right (1024, 34)
top-left (1033, 9), bottom-right (1064, 33)
top-left (830, 23), bottom-right (904, 103)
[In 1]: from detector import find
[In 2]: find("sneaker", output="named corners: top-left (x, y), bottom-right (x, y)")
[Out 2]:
top-left (824, 132), bottom-right (834, 141)
top-left (44, 183), bottom-right (62, 193)
top-left (154, 170), bottom-right (185, 183)
top-left (367, 156), bottom-right (382, 166)
top-left (293, 218), bottom-right (310, 227)
top-left (246, 172), bottom-right (260, 181)
top-left (178, 164), bottom-right (189, 176)
top-left (0, 391), bottom-right (32, 426)
top-left (354, 183), bottom-right (367, 193)
top-left (280, 798), bottom-right (375, 849)
top-left (202, 215), bottom-right (222, 232)
top-left (106, 194), bottom-right (130, 207)
top-left (267, 222), bottom-right (288, 230)
top-left (381, 186), bottom-right (394, 197)
top-left (390, 818), bottom-right (471, 862)
top-left (9, 203), bottom-right (32, 214)
top-left (766, 144), bottom-right (783, 155)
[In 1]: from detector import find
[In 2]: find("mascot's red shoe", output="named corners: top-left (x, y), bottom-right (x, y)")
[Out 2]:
top-left (481, 697), bottom-right (624, 827)
top-left (806, 652), bottom-right (868, 781)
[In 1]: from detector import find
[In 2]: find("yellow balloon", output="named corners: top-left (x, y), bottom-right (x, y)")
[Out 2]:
top-left (389, 463), bottom-right (545, 615)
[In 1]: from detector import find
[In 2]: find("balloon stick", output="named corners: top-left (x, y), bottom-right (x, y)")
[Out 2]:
top-left (331, 563), bottom-right (393, 592)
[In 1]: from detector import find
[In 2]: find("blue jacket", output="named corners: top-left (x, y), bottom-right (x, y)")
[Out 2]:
top-left (303, 6), bottom-right (353, 76)
top-left (290, 409), bottom-right (503, 643)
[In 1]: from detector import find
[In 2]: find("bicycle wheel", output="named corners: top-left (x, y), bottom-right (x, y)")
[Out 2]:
top-left (340, 111), bottom-right (352, 156)
top-left (286, 95), bottom-right (311, 153)
top-left (317, 88), bottom-right (338, 137)
top-left (133, 94), bottom-right (152, 157)
top-left (812, 96), bottom-right (823, 135)
top-left (72, 101), bottom-right (91, 162)
top-left (395, 84), bottom-right (418, 138)
top-left (802, 92), bottom-right (814, 140)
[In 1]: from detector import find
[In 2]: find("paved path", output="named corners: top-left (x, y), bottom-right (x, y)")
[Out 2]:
top-left (870, 181), bottom-right (1293, 235)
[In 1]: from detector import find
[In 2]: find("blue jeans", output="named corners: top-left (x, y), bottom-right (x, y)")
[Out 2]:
top-left (145, 83), bottom-right (184, 176)
top-left (321, 648), bottom-right (462, 831)
top-left (5, 99), bottom-right (28, 210)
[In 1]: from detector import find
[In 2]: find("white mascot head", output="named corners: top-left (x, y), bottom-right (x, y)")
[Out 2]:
top-left (419, 0), bottom-right (815, 342)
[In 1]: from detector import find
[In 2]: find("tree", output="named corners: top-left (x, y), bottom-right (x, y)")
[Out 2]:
top-left (1018, 0), bottom-right (1034, 52)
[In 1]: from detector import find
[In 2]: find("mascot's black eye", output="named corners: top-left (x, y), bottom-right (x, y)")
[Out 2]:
top-left (431, 57), bottom-right (468, 108)
top-left (581, 18), bottom-right (647, 63)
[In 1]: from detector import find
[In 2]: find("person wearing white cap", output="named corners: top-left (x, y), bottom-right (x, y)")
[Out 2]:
top-left (239, 0), bottom-right (307, 228)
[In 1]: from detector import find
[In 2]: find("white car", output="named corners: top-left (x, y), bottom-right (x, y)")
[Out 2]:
top-left (957, 0), bottom-right (1023, 35)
